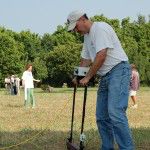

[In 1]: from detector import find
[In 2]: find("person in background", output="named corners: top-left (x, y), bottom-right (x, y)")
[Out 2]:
top-left (130, 64), bottom-right (140, 109)
top-left (15, 75), bottom-right (21, 96)
top-left (22, 64), bottom-right (40, 108)
top-left (67, 10), bottom-right (134, 149)
top-left (10, 75), bottom-right (15, 95)
top-left (13, 76), bottom-right (17, 95)
top-left (4, 75), bottom-right (11, 94)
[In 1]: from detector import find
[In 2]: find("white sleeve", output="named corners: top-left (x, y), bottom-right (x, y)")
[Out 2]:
top-left (81, 43), bottom-right (90, 59)
top-left (94, 27), bottom-right (113, 53)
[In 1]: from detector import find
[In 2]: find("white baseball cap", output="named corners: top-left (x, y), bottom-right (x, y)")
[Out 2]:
top-left (67, 10), bottom-right (85, 31)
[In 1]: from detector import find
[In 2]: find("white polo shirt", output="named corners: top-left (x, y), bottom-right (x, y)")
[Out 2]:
top-left (81, 22), bottom-right (128, 76)
top-left (22, 71), bottom-right (34, 88)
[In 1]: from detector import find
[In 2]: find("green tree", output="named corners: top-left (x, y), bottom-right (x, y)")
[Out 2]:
top-left (18, 31), bottom-right (41, 62)
top-left (0, 32), bottom-right (24, 87)
top-left (46, 43), bottom-right (81, 86)
top-left (33, 52), bottom-right (48, 80)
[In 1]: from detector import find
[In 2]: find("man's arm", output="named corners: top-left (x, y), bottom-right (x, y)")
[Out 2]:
top-left (80, 49), bottom-right (107, 85)
top-left (80, 58), bottom-right (92, 67)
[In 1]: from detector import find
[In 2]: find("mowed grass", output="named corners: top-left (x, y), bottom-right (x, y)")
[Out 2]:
top-left (0, 87), bottom-right (150, 150)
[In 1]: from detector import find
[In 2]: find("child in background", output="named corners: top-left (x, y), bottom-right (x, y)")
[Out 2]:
top-left (130, 64), bottom-right (140, 109)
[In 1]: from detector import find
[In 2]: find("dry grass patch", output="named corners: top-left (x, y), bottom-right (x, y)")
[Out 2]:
top-left (0, 87), bottom-right (149, 150)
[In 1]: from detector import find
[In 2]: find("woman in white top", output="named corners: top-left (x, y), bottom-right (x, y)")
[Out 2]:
top-left (22, 64), bottom-right (40, 108)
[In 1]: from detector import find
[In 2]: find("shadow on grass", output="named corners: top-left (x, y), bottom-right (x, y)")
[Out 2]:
top-left (35, 88), bottom-right (97, 94)
top-left (0, 128), bottom-right (150, 150)
top-left (6, 104), bottom-right (23, 108)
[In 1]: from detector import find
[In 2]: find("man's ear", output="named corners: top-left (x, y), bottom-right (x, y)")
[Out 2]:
top-left (80, 16), bottom-right (85, 21)
top-left (82, 17), bottom-right (87, 23)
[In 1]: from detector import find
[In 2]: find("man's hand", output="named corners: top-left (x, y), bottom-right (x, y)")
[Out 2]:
top-left (79, 77), bottom-right (90, 86)
top-left (72, 77), bottom-right (78, 85)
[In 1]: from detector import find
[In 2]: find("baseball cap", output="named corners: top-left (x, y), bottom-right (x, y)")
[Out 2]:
top-left (67, 10), bottom-right (85, 31)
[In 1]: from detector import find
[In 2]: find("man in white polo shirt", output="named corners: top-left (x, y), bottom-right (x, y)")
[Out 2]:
top-left (67, 10), bottom-right (134, 150)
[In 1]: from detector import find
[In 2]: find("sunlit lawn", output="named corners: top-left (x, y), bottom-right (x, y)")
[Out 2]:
top-left (0, 87), bottom-right (150, 150)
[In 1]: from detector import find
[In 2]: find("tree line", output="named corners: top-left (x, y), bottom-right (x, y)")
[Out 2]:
top-left (0, 14), bottom-right (150, 87)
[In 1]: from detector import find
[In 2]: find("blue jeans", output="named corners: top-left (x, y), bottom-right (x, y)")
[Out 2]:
top-left (96, 62), bottom-right (134, 150)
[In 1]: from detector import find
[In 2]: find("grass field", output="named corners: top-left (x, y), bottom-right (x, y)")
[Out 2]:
top-left (0, 87), bottom-right (150, 150)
